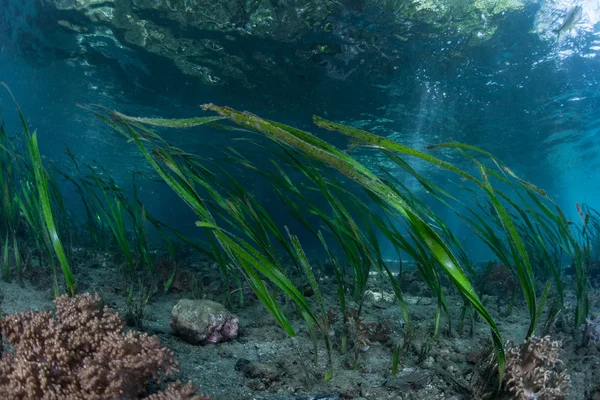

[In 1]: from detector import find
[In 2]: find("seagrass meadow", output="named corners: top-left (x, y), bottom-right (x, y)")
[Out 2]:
top-left (1, 1), bottom-right (600, 398)
top-left (0, 77), bottom-right (599, 399)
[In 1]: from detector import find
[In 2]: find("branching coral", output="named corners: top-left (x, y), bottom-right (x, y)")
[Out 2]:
top-left (504, 336), bottom-right (569, 400)
top-left (0, 292), bottom-right (210, 400)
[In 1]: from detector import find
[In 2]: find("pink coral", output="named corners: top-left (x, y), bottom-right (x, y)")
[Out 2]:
top-left (0, 292), bottom-right (211, 400)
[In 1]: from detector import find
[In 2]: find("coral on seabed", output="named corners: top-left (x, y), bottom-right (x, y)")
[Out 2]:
top-left (504, 336), bottom-right (569, 400)
top-left (0, 292), bottom-right (210, 399)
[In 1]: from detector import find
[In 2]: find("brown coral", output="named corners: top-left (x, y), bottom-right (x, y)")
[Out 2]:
top-left (0, 292), bottom-right (211, 400)
top-left (504, 336), bottom-right (569, 400)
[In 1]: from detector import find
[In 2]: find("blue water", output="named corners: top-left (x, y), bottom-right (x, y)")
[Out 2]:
top-left (1, 0), bottom-right (599, 260)
top-left (3, 3), bottom-right (600, 400)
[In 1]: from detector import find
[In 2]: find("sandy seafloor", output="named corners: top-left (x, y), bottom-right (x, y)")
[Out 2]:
top-left (0, 250), bottom-right (598, 400)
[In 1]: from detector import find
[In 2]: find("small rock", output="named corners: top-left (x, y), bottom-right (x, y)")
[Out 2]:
top-left (242, 362), bottom-right (280, 381)
top-left (423, 356), bottom-right (435, 368)
top-left (385, 369), bottom-right (431, 390)
top-left (170, 299), bottom-right (238, 345)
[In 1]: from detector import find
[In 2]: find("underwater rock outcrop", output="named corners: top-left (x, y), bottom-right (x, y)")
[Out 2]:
top-left (35, 0), bottom-right (365, 86)
top-left (170, 299), bottom-right (239, 345)
top-left (4, 0), bottom-right (525, 90)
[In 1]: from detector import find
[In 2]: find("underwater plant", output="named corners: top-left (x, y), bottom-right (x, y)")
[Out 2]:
top-left (60, 148), bottom-right (186, 297)
top-left (86, 104), bottom-right (512, 376)
top-left (86, 107), bottom-right (330, 377)
top-left (1, 83), bottom-right (76, 296)
top-left (1, 82), bottom-right (594, 389)
top-left (90, 102), bottom-right (599, 383)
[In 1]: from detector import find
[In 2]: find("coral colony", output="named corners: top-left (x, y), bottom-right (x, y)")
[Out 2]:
top-left (0, 294), bottom-right (211, 399)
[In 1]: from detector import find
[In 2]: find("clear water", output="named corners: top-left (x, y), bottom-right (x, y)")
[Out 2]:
top-left (0, 1), bottom-right (599, 398)
top-left (2, 1), bottom-right (599, 237)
